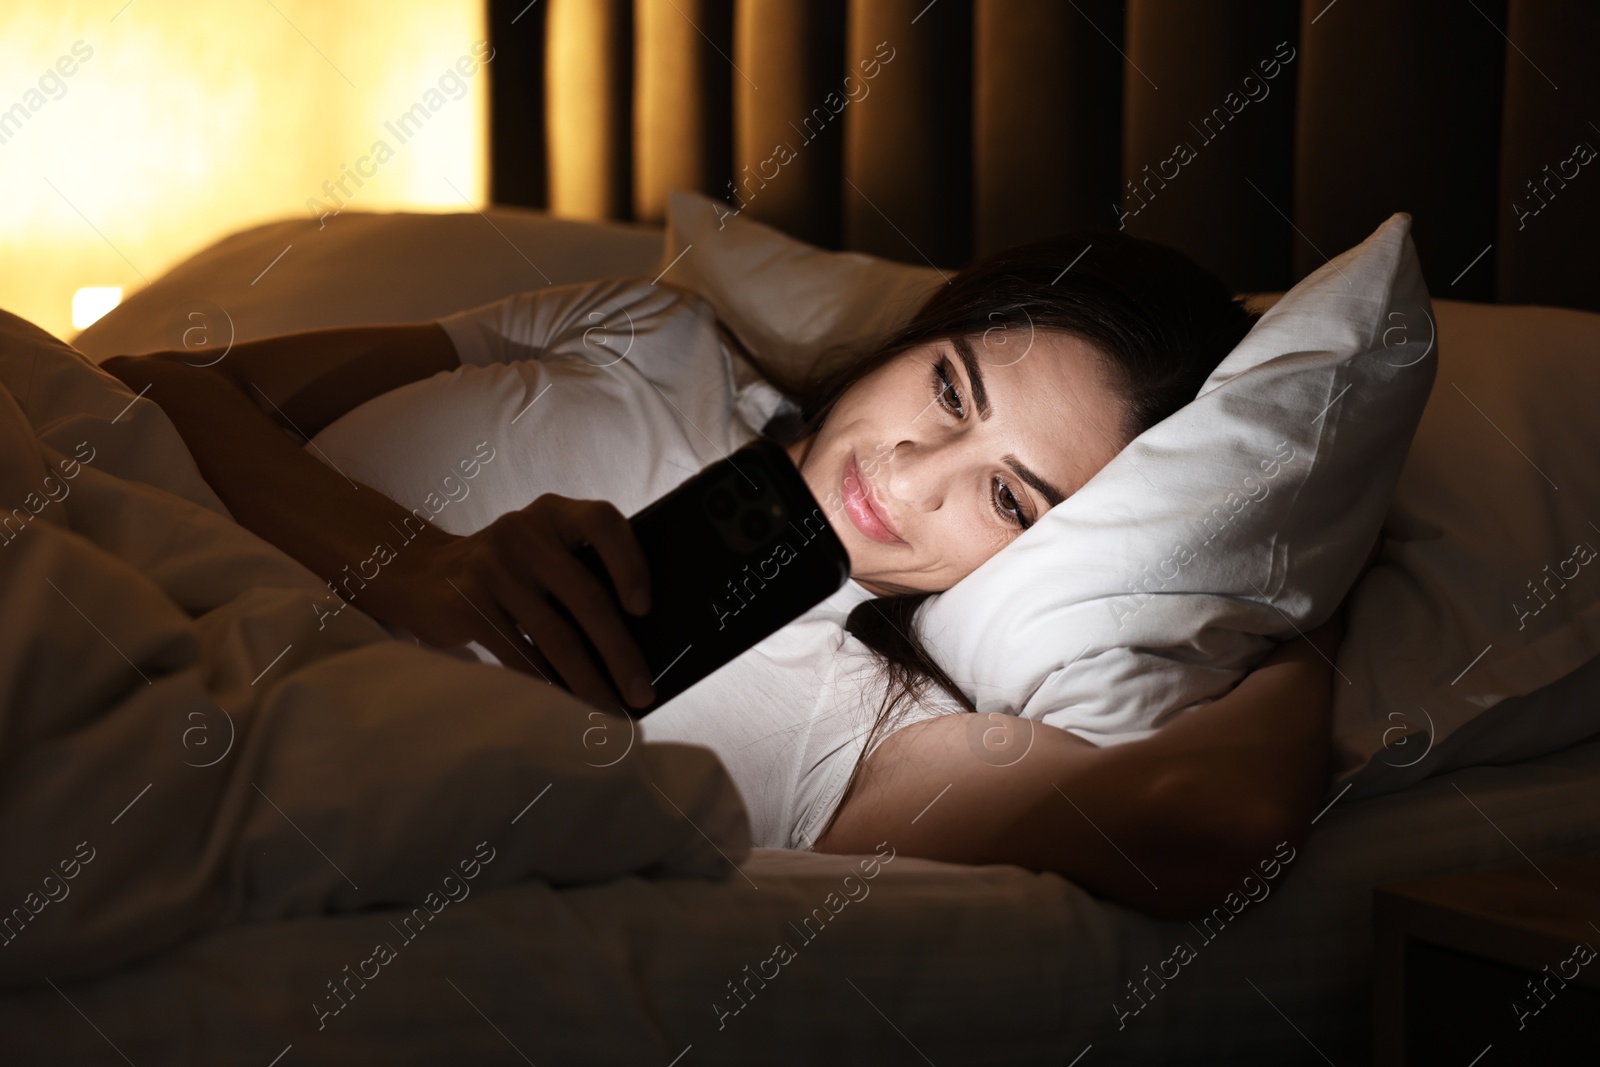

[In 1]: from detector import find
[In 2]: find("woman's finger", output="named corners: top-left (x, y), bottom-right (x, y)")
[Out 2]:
top-left (473, 554), bottom-right (611, 703)
top-left (484, 519), bottom-right (624, 705)
top-left (558, 498), bottom-right (652, 616)
top-left (527, 544), bottom-right (655, 709)
top-left (507, 499), bottom-right (654, 707)
top-left (452, 578), bottom-right (561, 685)
top-left (508, 591), bottom-right (628, 709)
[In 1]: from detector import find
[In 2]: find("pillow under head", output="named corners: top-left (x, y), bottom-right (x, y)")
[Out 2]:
top-left (911, 214), bottom-right (1436, 741)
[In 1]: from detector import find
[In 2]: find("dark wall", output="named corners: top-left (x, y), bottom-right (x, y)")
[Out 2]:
top-left (489, 0), bottom-right (1600, 310)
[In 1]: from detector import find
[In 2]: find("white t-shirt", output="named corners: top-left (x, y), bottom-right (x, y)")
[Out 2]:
top-left (308, 278), bottom-right (954, 849)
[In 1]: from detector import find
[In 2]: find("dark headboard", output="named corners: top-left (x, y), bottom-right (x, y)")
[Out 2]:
top-left (487, 0), bottom-right (1599, 312)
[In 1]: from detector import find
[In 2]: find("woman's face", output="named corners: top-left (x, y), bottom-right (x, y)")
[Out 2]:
top-left (786, 329), bottom-right (1130, 596)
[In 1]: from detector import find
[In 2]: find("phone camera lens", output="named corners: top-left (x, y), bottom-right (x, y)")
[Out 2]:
top-left (706, 488), bottom-right (737, 520)
top-left (740, 510), bottom-right (772, 541)
top-left (734, 469), bottom-right (766, 500)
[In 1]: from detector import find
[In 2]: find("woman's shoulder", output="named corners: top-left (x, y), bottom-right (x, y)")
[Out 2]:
top-left (546, 275), bottom-right (715, 325)
top-left (544, 276), bottom-right (723, 365)
top-left (456, 275), bottom-right (715, 347)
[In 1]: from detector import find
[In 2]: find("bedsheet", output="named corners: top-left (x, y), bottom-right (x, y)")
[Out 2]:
top-left (0, 848), bottom-right (1119, 1065)
top-left (4, 730), bottom-right (1598, 1065)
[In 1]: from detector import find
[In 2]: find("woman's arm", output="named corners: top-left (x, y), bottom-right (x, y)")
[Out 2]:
top-left (101, 324), bottom-right (464, 636)
top-left (102, 335), bottom-right (658, 711)
top-left (813, 622), bottom-right (1342, 918)
top-left (112, 322), bottom-right (462, 439)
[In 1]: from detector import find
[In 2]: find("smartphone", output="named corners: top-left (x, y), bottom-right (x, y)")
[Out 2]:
top-left (556, 437), bottom-right (852, 717)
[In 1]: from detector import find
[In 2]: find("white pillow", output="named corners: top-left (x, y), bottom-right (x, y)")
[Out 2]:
top-left (660, 189), bottom-right (941, 385)
top-left (912, 214), bottom-right (1435, 742)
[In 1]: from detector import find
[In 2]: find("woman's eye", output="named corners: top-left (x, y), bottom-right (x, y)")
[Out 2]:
top-left (993, 478), bottom-right (1031, 529)
top-left (932, 359), bottom-right (964, 417)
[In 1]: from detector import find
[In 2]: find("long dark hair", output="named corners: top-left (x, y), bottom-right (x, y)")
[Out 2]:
top-left (758, 231), bottom-right (1259, 845)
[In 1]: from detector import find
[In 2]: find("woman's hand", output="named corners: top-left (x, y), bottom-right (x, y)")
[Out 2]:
top-left (371, 495), bottom-right (656, 711)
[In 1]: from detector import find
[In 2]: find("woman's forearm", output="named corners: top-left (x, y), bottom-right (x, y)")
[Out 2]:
top-left (102, 355), bottom-right (455, 602)
top-left (1022, 638), bottom-right (1335, 911)
top-left (201, 323), bottom-right (460, 439)
top-left (815, 634), bottom-right (1338, 916)
top-left (1125, 637), bottom-right (1336, 892)
top-left (102, 321), bottom-right (462, 584)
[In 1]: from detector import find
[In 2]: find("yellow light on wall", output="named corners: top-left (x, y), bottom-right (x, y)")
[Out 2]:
top-left (0, 1), bottom-right (488, 342)
top-left (70, 286), bottom-right (121, 329)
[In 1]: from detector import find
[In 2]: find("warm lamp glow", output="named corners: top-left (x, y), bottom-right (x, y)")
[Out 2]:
top-left (0, 1), bottom-right (488, 342)
top-left (70, 286), bottom-right (121, 330)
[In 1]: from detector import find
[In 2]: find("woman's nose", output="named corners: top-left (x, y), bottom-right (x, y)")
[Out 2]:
top-left (885, 438), bottom-right (963, 513)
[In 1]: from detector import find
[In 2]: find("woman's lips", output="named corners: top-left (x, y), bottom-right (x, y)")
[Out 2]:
top-left (842, 451), bottom-right (903, 544)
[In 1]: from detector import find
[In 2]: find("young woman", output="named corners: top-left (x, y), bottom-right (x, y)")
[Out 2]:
top-left (106, 232), bottom-right (1354, 917)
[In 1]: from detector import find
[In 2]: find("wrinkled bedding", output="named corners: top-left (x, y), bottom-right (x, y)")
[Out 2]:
top-left (0, 310), bottom-right (757, 976)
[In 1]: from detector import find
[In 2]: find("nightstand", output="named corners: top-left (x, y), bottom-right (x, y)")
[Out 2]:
top-left (1374, 854), bottom-right (1600, 1065)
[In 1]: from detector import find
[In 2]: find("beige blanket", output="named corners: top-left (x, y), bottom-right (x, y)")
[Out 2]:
top-left (0, 310), bottom-right (750, 985)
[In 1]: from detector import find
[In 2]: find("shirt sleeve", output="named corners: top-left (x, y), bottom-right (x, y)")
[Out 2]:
top-left (435, 276), bottom-right (715, 377)
top-left (788, 642), bottom-right (966, 851)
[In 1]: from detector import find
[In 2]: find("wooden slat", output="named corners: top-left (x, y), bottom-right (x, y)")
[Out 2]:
top-left (1495, 0), bottom-right (1600, 312)
top-left (546, 0), bottom-right (634, 220)
top-left (495, 0), bottom-right (1592, 312)
top-left (732, 0), bottom-right (847, 248)
top-left (843, 0), bottom-right (973, 268)
top-left (1293, 0), bottom-right (1507, 300)
top-left (633, 0), bottom-right (734, 224)
top-left (487, 0), bottom-right (549, 209)
top-left (1122, 0), bottom-right (1300, 293)
top-left (973, 0), bottom-right (1123, 257)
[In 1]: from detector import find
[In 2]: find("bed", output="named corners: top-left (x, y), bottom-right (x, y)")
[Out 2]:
top-left (9, 2), bottom-right (1600, 1064)
top-left (3, 732), bottom-right (1599, 1066)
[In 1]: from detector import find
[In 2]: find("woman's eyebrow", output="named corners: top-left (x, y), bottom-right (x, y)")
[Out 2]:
top-left (949, 336), bottom-right (991, 421)
top-left (1003, 453), bottom-right (1066, 508)
top-left (947, 342), bottom-right (1062, 508)
top-left (949, 337), bottom-right (1066, 506)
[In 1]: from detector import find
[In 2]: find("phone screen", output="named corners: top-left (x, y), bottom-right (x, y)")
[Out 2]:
top-left (563, 438), bottom-right (852, 716)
